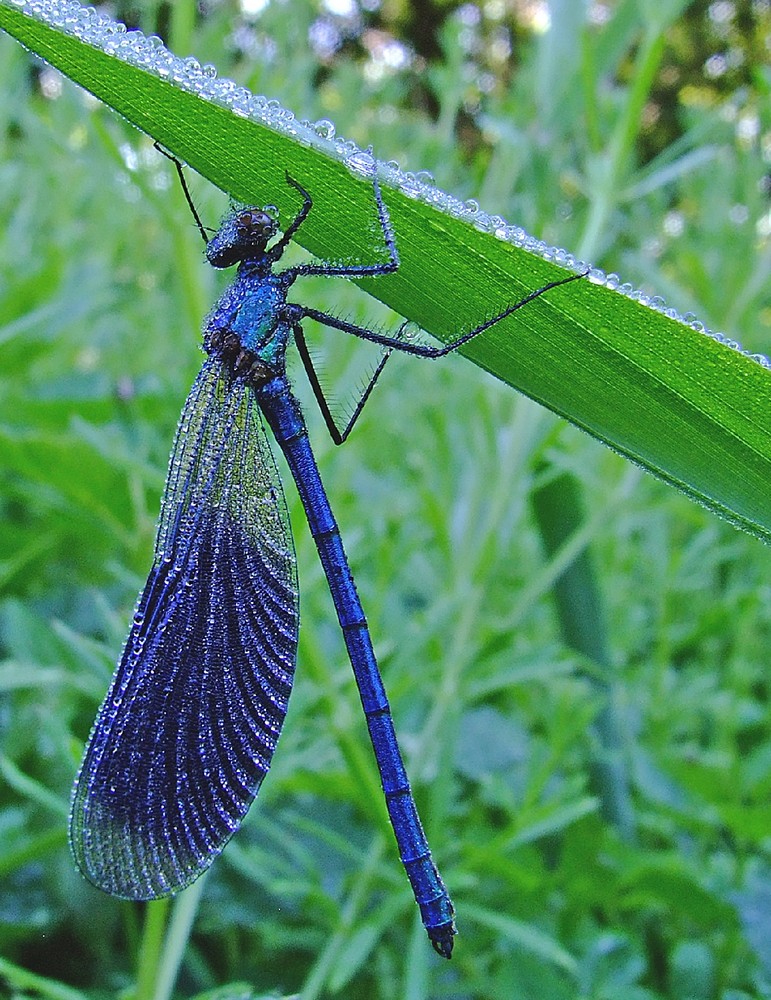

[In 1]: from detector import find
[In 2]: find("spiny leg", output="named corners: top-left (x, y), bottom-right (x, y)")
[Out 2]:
top-left (153, 142), bottom-right (210, 246)
top-left (294, 323), bottom-right (399, 445)
top-left (297, 270), bottom-right (587, 359)
top-left (283, 172), bottom-right (399, 282)
top-left (266, 173), bottom-right (313, 263)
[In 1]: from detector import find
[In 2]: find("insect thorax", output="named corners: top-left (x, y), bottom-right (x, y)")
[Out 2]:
top-left (204, 271), bottom-right (290, 385)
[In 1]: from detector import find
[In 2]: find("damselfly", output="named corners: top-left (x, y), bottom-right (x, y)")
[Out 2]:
top-left (69, 153), bottom-right (583, 957)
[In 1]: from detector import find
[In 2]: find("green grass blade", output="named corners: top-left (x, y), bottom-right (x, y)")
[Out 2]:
top-left (1, 2), bottom-right (769, 543)
top-left (461, 904), bottom-right (579, 977)
top-left (0, 957), bottom-right (88, 1000)
top-left (532, 470), bottom-right (636, 842)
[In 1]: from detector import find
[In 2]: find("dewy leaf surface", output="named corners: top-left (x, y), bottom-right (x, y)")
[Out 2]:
top-left (1, 1), bottom-right (769, 541)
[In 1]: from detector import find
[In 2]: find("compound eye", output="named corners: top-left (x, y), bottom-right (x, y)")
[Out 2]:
top-left (235, 209), bottom-right (274, 239)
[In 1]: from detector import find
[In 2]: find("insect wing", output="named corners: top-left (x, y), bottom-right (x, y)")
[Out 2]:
top-left (70, 358), bottom-right (299, 898)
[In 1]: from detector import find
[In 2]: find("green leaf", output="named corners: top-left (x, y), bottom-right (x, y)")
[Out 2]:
top-left (462, 903), bottom-right (579, 976)
top-left (0, 956), bottom-right (88, 1000)
top-left (0, 753), bottom-right (70, 817)
top-left (1, 2), bottom-right (769, 543)
top-left (618, 856), bottom-right (733, 926)
top-left (506, 796), bottom-right (600, 849)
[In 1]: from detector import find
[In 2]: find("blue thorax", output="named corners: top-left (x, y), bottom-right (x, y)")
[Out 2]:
top-left (206, 266), bottom-right (292, 370)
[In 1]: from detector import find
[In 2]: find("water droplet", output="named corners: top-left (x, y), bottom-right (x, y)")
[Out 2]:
top-left (334, 138), bottom-right (357, 158)
top-left (313, 118), bottom-right (335, 139)
top-left (345, 148), bottom-right (376, 177)
top-left (472, 210), bottom-right (492, 232)
top-left (399, 172), bottom-right (421, 198)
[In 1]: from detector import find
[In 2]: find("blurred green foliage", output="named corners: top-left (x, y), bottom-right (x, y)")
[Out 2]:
top-left (0, 1), bottom-right (770, 999)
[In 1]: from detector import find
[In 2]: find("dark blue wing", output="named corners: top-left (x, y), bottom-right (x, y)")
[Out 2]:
top-left (70, 357), bottom-right (299, 899)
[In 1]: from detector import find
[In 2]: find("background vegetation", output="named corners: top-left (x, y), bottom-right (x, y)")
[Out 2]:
top-left (0, 1), bottom-right (769, 998)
